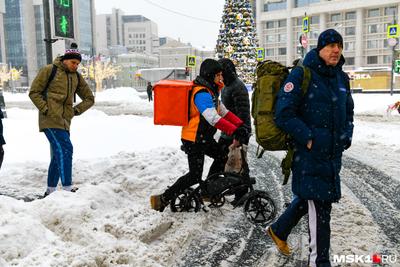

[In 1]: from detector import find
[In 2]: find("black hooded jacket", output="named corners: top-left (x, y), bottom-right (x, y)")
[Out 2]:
top-left (219, 59), bottom-right (251, 140)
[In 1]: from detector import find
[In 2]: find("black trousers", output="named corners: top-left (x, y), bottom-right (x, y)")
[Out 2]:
top-left (163, 139), bottom-right (227, 200)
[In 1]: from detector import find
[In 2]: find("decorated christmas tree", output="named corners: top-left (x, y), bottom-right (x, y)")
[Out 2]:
top-left (216, 0), bottom-right (258, 84)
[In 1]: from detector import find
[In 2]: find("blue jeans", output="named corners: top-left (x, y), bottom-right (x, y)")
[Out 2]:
top-left (44, 128), bottom-right (73, 188)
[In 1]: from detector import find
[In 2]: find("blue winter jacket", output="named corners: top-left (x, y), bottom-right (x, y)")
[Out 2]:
top-left (274, 49), bottom-right (354, 202)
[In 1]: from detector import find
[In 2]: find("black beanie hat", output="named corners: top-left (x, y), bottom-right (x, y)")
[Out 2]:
top-left (200, 58), bottom-right (223, 83)
top-left (317, 29), bottom-right (343, 51)
top-left (62, 43), bottom-right (82, 62)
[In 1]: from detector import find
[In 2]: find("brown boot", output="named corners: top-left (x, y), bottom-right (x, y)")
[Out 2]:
top-left (266, 226), bottom-right (291, 256)
top-left (150, 194), bottom-right (169, 212)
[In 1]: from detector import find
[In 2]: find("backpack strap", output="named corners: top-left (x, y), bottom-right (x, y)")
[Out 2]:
top-left (74, 72), bottom-right (80, 103)
top-left (300, 65), bottom-right (311, 96)
top-left (281, 65), bottom-right (312, 185)
top-left (42, 64), bottom-right (57, 100)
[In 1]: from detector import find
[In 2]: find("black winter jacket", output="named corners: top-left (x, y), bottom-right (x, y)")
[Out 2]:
top-left (220, 77), bottom-right (251, 143)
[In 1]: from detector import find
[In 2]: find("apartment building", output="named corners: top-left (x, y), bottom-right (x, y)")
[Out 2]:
top-left (96, 12), bottom-right (160, 56)
top-left (256, 0), bottom-right (400, 70)
top-left (158, 40), bottom-right (214, 76)
top-left (122, 15), bottom-right (159, 55)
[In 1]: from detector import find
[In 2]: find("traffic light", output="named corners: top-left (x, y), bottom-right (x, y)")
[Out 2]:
top-left (52, 0), bottom-right (74, 39)
top-left (395, 60), bottom-right (400, 74)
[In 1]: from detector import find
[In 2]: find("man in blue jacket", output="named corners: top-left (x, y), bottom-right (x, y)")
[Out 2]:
top-left (266, 29), bottom-right (354, 267)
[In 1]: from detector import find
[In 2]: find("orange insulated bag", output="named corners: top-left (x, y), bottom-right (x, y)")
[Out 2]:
top-left (153, 80), bottom-right (193, 126)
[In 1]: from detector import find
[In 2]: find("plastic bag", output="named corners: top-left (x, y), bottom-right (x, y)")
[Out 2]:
top-left (225, 144), bottom-right (248, 174)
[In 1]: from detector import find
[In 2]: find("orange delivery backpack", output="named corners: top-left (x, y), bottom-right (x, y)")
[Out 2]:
top-left (153, 80), bottom-right (194, 126)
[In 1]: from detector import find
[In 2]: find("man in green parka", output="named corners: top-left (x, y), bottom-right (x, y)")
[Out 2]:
top-left (29, 43), bottom-right (94, 196)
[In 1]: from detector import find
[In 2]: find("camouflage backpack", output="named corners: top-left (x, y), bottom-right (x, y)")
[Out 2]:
top-left (251, 60), bottom-right (311, 184)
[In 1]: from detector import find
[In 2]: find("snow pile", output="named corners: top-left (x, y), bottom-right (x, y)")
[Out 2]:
top-left (0, 90), bottom-right (398, 266)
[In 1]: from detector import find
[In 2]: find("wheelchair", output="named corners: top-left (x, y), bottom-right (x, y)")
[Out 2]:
top-left (169, 148), bottom-right (277, 225)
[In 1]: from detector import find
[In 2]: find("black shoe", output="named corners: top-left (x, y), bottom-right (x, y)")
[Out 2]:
top-left (43, 191), bottom-right (50, 198)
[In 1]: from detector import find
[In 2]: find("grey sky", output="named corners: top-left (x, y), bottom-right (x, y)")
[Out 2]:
top-left (94, 0), bottom-right (225, 50)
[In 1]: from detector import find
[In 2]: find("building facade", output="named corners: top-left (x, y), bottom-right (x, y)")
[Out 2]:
top-left (4, 0), bottom-right (40, 85)
top-left (159, 40), bottom-right (214, 77)
top-left (256, 0), bottom-right (400, 70)
top-left (0, 0), bottom-right (6, 63)
top-left (76, 0), bottom-right (96, 56)
top-left (96, 12), bottom-right (160, 57)
top-left (116, 52), bottom-right (158, 88)
top-left (122, 15), bottom-right (159, 55)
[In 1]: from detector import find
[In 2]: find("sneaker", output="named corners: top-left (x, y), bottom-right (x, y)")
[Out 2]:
top-left (70, 187), bottom-right (79, 192)
top-left (150, 194), bottom-right (169, 212)
top-left (43, 191), bottom-right (50, 198)
top-left (266, 226), bottom-right (291, 256)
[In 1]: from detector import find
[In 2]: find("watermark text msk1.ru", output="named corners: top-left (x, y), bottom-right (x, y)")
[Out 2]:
top-left (333, 253), bottom-right (397, 265)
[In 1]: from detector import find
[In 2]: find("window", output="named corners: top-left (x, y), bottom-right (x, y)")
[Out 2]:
top-left (383, 55), bottom-right (391, 64)
top-left (278, 47), bottom-right (287, 55)
top-left (367, 56), bottom-right (378, 64)
top-left (311, 16), bottom-right (319, 24)
top-left (278, 19), bottom-right (286, 28)
top-left (295, 0), bottom-right (320, 7)
top-left (331, 13), bottom-right (341, 22)
top-left (385, 6), bottom-right (397, 16)
top-left (346, 57), bottom-right (355, 65)
top-left (367, 40), bottom-right (378, 49)
top-left (266, 21), bottom-right (274, 29)
top-left (368, 9), bottom-right (380, 17)
top-left (310, 31), bottom-right (319, 39)
top-left (345, 12), bottom-right (356, 20)
top-left (345, 27), bottom-right (355, 36)
top-left (368, 25), bottom-right (378, 34)
top-left (266, 35), bottom-right (275, 42)
top-left (278, 34), bottom-right (287, 42)
top-left (383, 39), bottom-right (389, 48)
top-left (264, 0), bottom-right (287, 11)
top-left (296, 17), bottom-right (303, 26)
top-left (344, 41), bottom-right (355, 51)
top-left (266, 48), bottom-right (274, 56)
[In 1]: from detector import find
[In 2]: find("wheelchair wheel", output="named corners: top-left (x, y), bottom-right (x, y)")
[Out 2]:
top-left (170, 188), bottom-right (201, 212)
top-left (243, 191), bottom-right (276, 224)
top-left (209, 195), bottom-right (225, 208)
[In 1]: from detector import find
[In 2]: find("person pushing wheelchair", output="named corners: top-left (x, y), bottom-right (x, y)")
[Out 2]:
top-left (150, 59), bottom-right (249, 212)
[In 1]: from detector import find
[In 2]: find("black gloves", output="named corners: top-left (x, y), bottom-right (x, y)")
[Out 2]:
top-left (233, 125), bottom-right (249, 144)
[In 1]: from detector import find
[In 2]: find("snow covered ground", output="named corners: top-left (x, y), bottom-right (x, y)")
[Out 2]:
top-left (0, 88), bottom-right (399, 266)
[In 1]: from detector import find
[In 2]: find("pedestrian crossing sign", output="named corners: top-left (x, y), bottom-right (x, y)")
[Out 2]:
top-left (387, 24), bottom-right (399, 38)
top-left (256, 48), bottom-right (264, 61)
top-left (302, 17), bottom-right (309, 33)
top-left (186, 55), bottom-right (196, 67)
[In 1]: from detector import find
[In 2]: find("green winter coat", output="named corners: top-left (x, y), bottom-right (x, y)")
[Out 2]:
top-left (29, 57), bottom-right (95, 132)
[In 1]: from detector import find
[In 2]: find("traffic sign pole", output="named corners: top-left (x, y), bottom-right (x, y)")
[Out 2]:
top-left (43, 0), bottom-right (54, 64)
top-left (388, 14), bottom-right (398, 95)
